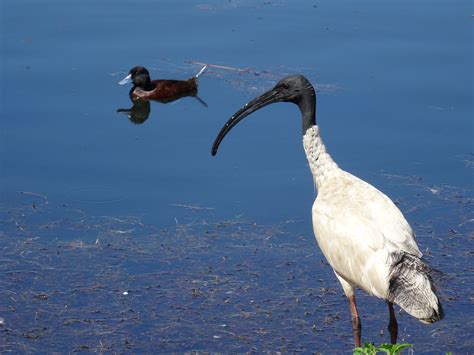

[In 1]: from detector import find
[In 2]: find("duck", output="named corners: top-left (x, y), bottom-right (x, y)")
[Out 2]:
top-left (118, 65), bottom-right (207, 102)
top-left (211, 75), bottom-right (443, 347)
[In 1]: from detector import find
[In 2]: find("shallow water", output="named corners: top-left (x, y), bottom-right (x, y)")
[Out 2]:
top-left (1, 0), bottom-right (473, 352)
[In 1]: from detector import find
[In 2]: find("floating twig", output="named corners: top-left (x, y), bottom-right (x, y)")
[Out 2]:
top-left (19, 191), bottom-right (48, 201)
top-left (171, 203), bottom-right (214, 211)
top-left (186, 60), bottom-right (254, 73)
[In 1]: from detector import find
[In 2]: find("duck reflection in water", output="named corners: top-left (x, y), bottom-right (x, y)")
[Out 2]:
top-left (117, 65), bottom-right (208, 124)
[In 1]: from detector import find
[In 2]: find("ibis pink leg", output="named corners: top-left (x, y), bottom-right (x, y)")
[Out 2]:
top-left (348, 295), bottom-right (362, 347)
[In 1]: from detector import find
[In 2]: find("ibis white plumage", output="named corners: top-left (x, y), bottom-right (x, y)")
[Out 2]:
top-left (211, 75), bottom-right (443, 347)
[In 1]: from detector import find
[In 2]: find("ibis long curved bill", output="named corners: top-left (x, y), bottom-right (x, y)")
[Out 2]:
top-left (211, 88), bottom-right (282, 156)
top-left (211, 75), bottom-right (315, 156)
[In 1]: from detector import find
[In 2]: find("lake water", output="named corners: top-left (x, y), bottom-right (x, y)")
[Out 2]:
top-left (1, 0), bottom-right (473, 352)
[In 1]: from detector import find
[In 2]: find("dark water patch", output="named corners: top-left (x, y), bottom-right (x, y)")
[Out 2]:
top-left (0, 206), bottom-right (345, 352)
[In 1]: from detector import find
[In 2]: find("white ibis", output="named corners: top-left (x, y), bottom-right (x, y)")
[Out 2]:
top-left (211, 75), bottom-right (443, 347)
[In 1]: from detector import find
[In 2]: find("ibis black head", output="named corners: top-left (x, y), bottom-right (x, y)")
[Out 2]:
top-left (211, 75), bottom-right (316, 156)
top-left (118, 66), bottom-right (152, 88)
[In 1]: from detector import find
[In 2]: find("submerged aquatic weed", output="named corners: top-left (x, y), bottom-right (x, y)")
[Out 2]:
top-left (1, 175), bottom-right (472, 352)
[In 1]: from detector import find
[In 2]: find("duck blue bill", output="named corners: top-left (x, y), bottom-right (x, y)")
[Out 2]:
top-left (118, 73), bottom-right (132, 85)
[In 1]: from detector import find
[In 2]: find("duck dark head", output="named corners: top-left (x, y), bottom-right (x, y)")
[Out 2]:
top-left (118, 66), bottom-right (152, 89)
top-left (211, 75), bottom-right (316, 156)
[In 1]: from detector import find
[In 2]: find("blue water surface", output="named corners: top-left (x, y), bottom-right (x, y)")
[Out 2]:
top-left (1, 0), bottom-right (473, 352)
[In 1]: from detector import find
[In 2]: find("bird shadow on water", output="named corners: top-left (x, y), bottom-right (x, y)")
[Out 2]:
top-left (0, 165), bottom-right (472, 352)
top-left (117, 94), bottom-right (208, 125)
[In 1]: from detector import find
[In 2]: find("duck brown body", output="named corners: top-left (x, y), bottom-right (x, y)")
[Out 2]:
top-left (131, 77), bottom-right (198, 101)
top-left (119, 66), bottom-right (206, 102)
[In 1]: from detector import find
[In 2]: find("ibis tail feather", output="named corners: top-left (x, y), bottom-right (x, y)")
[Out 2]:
top-left (388, 253), bottom-right (444, 323)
